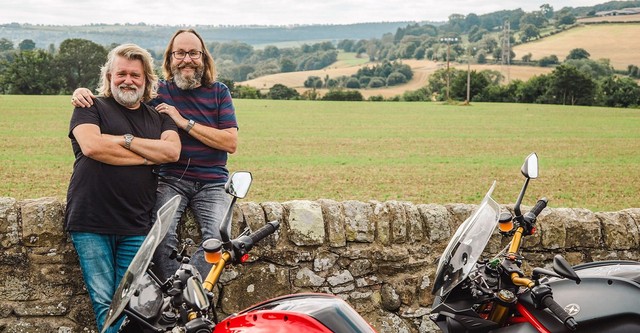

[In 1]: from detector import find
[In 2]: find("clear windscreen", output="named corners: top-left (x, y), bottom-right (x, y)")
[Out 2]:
top-left (101, 195), bottom-right (181, 333)
top-left (431, 182), bottom-right (501, 296)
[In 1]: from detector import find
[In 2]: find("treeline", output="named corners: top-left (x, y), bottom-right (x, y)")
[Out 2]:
top-left (228, 49), bottom-right (640, 107)
top-left (303, 61), bottom-right (413, 90)
top-left (0, 39), bottom-right (107, 94)
top-left (2, 1), bottom-right (640, 107)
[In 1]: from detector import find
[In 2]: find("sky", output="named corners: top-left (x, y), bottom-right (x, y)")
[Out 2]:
top-left (1, 0), bottom-right (610, 26)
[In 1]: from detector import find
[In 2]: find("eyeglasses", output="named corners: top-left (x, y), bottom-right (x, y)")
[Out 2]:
top-left (171, 50), bottom-right (203, 60)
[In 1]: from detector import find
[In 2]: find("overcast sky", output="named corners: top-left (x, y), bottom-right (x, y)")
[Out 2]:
top-left (1, 0), bottom-right (608, 26)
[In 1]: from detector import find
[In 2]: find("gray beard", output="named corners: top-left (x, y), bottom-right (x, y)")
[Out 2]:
top-left (112, 85), bottom-right (143, 108)
top-left (172, 66), bottom-right (204, 90)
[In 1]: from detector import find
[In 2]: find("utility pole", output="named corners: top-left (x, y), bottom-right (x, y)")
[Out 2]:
top-left (501, 20), bottom-right (511, 83)
top-left (466, 46), bottom-right (476, 104)
top-left (440, 37), bottom-right (458, 101)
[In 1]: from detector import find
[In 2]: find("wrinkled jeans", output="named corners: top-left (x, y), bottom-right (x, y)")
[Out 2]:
top-left (70, 232), bottom-right (145, 333)
top-left (151, 175), bottom-right (230, 281)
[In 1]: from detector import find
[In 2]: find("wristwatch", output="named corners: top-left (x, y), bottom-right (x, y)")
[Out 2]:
top-left (124, 134), bottom-right (134, 150)
top-left (185, 119), bottom-right (195, 133)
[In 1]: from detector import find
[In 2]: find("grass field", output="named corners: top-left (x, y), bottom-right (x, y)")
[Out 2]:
top-left (1, 95), bottom-right (639, 212)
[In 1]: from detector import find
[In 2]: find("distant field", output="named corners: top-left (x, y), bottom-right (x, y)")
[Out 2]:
top-left (241, 56), bottom-right (551, 99)
top-left (1, 95), bottom-right (639, 212)
top-left (241, 23), bottom-right (637, 98)
top-left (577, 13), bottom-right (640, 23)
top-left (513, 23), bottom-right (640, 70)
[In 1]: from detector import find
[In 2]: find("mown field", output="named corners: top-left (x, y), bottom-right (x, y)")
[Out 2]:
top-left (1, 95), bottom-right (638, 212)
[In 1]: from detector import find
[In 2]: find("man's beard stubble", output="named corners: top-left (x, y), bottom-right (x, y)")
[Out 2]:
top-left (172, 63), bottom-right (204, 90)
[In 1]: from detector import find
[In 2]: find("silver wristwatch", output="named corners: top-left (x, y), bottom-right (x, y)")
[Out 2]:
top-left (185, 119), bottom-right (195, 133)
top-left (124, 134), bottom-right (134, 150)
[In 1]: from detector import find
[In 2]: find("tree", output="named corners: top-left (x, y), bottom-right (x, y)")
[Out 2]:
top-left (367, 77), bottom-right (386, 88)
top-left (322, 89), bottom-right (363, 101)
top-left (557, 13), bottom-right (576, 26)
top-left (386, 72), bottom-right (407, 86)
top-left (18, 39), bottom-right (36, 51)
top-left (566, 48), bottom-right (590, 60)
top-left (539, 55), bottom-right (559, 67)
top-left (548, 64), bottom-right (596, 105)
top-left (520, 24), bottom-right (540, 42)
top-left (516, 74), bottom-right (551, 103)
top-left (540, 4), bottom-right (554, 19)
top-left (450, 70), bottom-right (490, 101)
top-left (267, 84), bottom-right (299, 100)
top-left (345, 77), bottom-right (360, 88)
top-left (279, 58), bottom-right (296, 73)
top-left (55, 38), bottom-right (107, 93)
top-left (304, 76), bottom-right (323, 88)
top-left (598, 76), bottom-right (640, 107)
top-left (1, 50), bottom-right (63, 94)
top-left (520, 12), bottom-right (547, 28)
top-left (261, 45), bottom-right (280, 59)
top-left (0, 38), bottom-right (14, 52)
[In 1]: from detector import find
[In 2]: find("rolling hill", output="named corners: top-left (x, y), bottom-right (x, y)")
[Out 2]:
top-left (239, 22), bottom-right (638, 99)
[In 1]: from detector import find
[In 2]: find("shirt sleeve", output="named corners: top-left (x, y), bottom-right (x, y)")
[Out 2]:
top-left (69, 105), bottom-right (101, 140)
top-left (217, 83), bottom-right (238, 130)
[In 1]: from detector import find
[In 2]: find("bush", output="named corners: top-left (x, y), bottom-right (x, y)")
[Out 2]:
top-left (267, 84), bottom-right (299, 100)
top-left (368, 77), bottom-right (386, 88)
top-left (234, 85), bottom-right (262, 99)
top-left (345, 77), bottom-right (361, 89)
top-left (322, 89), bottom-right (363, 101)
top-left (386, 71), bottom-right (407, 86)
top-left (403, 87), bottom-right (430, 101)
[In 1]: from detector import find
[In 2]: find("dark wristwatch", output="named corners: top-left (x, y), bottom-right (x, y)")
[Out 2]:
top-left (124, 134), bottom-right (134, 150)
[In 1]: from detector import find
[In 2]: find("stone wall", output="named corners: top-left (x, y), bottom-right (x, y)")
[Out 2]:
top-left (1, 196), bottom-right (639, 333)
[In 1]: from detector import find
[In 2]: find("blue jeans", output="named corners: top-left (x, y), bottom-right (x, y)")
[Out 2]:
top-left (70, 232), bottom-right (146, 333)
top-left (152, 176), bottom-right (230, 281)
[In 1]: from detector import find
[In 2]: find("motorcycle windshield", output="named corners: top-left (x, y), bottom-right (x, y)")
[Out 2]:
top-left (101, 195), bottom-right (181, 333)
top-left (431, 182), bottom-right (500, 297)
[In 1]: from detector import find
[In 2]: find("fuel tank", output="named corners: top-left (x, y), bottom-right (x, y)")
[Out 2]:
top-left (515, 261), bottom-right (640, 333)
top-left (213, 293), bottom-right (376, 333)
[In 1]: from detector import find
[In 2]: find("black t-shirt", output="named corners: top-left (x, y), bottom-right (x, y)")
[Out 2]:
top-left (65, 97), bottom-right (178, 235)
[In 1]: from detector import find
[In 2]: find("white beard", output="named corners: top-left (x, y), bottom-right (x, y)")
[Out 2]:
top-left (112, 84), bottom-right (143, 108)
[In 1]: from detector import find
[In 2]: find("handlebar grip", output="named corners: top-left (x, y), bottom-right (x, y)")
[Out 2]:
top-left (528, 197), bottom-right (548, 218)
top-left (542, 296), bottom-right (578, 331)
top-left (248, 221), bottom-right (280, 245)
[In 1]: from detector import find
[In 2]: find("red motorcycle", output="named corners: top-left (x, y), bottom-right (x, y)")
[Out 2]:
top-left (101, 171), bottom-right (376, 333)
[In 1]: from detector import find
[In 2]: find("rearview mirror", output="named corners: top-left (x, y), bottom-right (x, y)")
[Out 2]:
top-left (225, 171), bottom-right (252, 198)
top-left (521, 153), bottom-right (538, 179)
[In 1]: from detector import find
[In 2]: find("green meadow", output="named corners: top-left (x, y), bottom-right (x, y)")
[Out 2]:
top-left (1, 95), bottom-right (638, 212)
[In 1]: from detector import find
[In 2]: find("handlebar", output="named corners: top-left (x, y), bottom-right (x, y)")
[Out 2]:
top-left (542, 294), bottom-right (578, 331)
top-left (249, 221), bottom-right (280, 246)
top-left (527, 197), bottom-right (548, 219)
top-left (531, 284), bottom-right (578, 331)
top-left (229, 221), bottom-right (280, 265)
top-left (521, 197), bottom-right (547, 236)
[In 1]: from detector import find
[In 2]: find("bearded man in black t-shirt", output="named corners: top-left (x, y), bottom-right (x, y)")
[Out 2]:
top-left (65, 44), bottom-right (180, 333)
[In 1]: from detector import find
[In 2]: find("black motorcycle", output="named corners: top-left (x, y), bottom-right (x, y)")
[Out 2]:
top-left (430, 153), bottom-right (640, 333)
